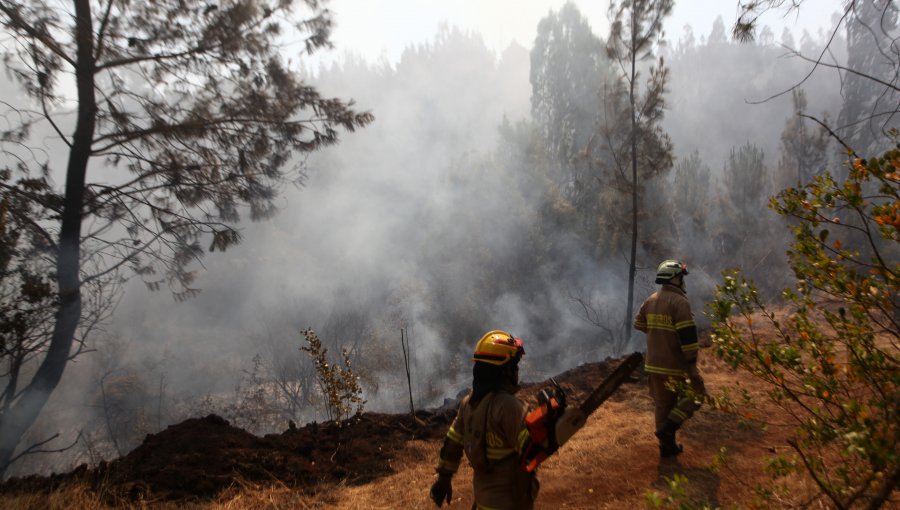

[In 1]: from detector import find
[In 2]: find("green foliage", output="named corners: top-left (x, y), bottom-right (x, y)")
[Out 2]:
top-left (644, 473), bottom-right (719, 510)
top-left (0, 180), bottom-right (57, 407)
top-left (608, 0), bottom-right (674, 64)
top-left (673, 150), bottom-right (712, 230)
top-left (300, 329), bottom-right (366, 423)
top-left (530, 2), bottom-right (615, 237)
top-left (837, 2), bottom-right (899, 157)
top-left (708, 144), bottom-right (900, 508)
top-left (718, 141), bottom-right (792, 296)
top-left (531, 2), bottom-right (606, 166)
top-left (724, 142), bottom-right (769, 218)
top-left (605, 0), bottom-right (675, 338)
top-left (710, 446), bottom-right (729, 475)
top-left (593, 63), bottom-right (675, 253)
top-left (734, 2), bottom-right (898, 157)
top-left (3, 0), bottom-right (374, 294)
top-left (776, 89), bottom-right (830, 190)
top-left (765, 453), bottom-right (797, 478)
top-left (0, 0), bottom-right (371, 475)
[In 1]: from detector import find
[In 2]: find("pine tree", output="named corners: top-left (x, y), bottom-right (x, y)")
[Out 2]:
top-left (0, 0), bottom-right (372, 475)
top-left (605, 0), bottom-right (675, 339)
top-left (530, 2), bottom-right (610, 213)
top-left (837, 0), bottom-right (899, 158)
top-left (776, 89), bottom-right (831, 190)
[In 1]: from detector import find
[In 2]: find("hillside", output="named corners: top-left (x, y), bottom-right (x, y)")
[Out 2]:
top-left (0, 346), bottom-right (817, 509)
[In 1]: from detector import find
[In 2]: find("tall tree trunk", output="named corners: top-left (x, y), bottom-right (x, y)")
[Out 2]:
top-left (624, 10), bottom-right (639, 345)
top-left (0, 0), bottom-right (95, 476)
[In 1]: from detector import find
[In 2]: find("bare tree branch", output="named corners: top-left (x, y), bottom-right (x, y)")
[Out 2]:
top-left (5, 431), bottom-right (82, 468)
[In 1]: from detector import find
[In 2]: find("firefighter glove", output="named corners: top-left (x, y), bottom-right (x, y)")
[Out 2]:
top-left (430, 473), bottom-right (453, 507)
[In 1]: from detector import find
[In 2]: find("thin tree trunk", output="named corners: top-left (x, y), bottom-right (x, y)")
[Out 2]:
top-left (99, 375), bottom-right (123, 457)
top-left (624, 9), bottom-right (639, 346)
top-left (1, 354), bottom-right (22, 413)
top-left (0, 0), bottom-right (95, 476)
top-left (401, 329), bottom-right (415, 415)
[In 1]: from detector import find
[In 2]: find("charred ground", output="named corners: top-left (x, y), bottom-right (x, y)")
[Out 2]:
top-left (0, 357), bottom-right (630, 505)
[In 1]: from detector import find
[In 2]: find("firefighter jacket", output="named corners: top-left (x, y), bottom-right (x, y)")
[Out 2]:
top-left (633, 283), bottom-right (699, 376)
top-left (436, 388), bottom-right (538, 510)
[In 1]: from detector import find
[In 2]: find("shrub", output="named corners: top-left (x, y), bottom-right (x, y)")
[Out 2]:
top-left (708, 144), bottom-right (899, 508)
top-left (300, 329), bottom-right (366, 423)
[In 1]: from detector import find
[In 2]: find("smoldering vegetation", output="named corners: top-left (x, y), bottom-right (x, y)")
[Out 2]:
top-left (5, 5), bottom-right (894, 478)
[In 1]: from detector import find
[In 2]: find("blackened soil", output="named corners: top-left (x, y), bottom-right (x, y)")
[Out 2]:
top-left (0, 356), bottom-right (636, 503)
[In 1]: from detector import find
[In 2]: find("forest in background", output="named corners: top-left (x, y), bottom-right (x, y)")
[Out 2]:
top-left (1, 1), bottom-right (896, 479)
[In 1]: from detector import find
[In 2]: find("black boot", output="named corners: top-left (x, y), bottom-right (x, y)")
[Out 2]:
top-left (655, 419), bottom-right (683, 458)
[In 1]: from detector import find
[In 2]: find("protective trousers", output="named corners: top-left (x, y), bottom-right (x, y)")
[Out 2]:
top-left (648, 372), bottom-right (706, 429)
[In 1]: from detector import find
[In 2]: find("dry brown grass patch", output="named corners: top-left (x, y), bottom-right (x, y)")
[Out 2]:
top-left (0, 348), bottom-right (831, 508)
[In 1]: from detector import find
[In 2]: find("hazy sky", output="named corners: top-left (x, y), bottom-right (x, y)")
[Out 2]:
top-left (321, 0), bottom-right (845, 65)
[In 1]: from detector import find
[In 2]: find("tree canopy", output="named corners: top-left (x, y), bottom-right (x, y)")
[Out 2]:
top-left (0, 0), bottom-right (372, 475)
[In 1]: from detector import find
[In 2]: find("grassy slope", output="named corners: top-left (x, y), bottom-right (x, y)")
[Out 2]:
top-left (310, 352), bottom-right (813, 510)
top-left (0, 346), bottom-right (821, 510)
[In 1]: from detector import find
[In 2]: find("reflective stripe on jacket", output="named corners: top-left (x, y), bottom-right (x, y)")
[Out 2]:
top-left (436, 390), bottom-right (537, 510)
top-left (634, 284), bottom-right (699, 374)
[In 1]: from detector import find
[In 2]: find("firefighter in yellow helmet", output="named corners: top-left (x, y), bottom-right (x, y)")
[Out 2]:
top-left (430, 330), bottom-right (546, 509)
top-left (634, 260), bottom-right (707, 458)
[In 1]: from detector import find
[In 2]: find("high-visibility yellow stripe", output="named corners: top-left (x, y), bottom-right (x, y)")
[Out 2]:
top-left (681, 342), bottom-right (699, 352)
top-left (476, 504), bottom-right (502, 510)
top-left (634, 319), bottom-right (647, 327)
top-left (675, 319), bottom-right (696, 330)
top-left (446, 426), bottom-right (462, 444)
top-left (436, 458), bottom-right (459, 472)
top-left (486, 447), bottom-right (514, 460)
top-left (517, 428), bottom-right (530, 452)
top-left (645, 364), bottom-right (687, 376)
top-left (671, 408), bottom-right (688, 422)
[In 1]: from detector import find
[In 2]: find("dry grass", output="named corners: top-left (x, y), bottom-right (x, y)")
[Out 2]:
top-left (0, 349), bottom-right (826, 509)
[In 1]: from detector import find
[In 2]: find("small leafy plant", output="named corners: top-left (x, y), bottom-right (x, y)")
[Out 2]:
top-left (301, 328), bottom-right (366, 423)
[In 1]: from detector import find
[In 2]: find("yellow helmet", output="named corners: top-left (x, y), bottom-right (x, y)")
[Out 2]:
top-left (472, 330), bottom-right (525, 366)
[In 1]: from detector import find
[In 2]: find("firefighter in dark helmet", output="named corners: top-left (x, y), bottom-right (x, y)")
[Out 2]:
top-left (430, 330), bottom-right (552, 510)
top-left (634, 260), bottom-right (707, 458)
